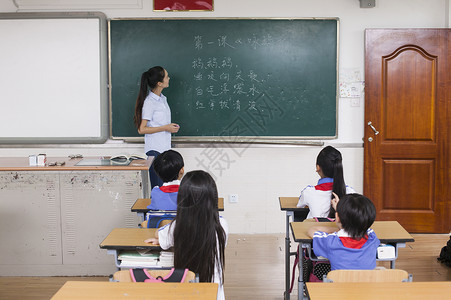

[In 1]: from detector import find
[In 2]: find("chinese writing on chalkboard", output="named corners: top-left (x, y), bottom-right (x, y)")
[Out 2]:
top-left (191, 34), bottom-right (274, 112)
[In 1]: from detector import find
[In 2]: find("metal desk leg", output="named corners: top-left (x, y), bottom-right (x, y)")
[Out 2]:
top-left (297, 243), bottom-right (307, 300)
top-left (107, 249), bottom-right (121, 270)
top-left (390, 259), bottom-right (396, 269)
top-left (390, 243), bottom-right (405, 269)
top-left (285, 212), bottom-right (291, 300)
top-left (138, 212), bottom-right (146, 223)
top-left (141, 170), bottom-right (150, 199)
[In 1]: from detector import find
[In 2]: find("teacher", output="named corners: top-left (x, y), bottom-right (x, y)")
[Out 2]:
top-left (133, 66), bottom-right (180, 189)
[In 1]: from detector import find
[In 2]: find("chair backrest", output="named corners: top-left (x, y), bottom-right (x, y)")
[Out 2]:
top-left (324, 269), bottom-right (412, 282)
top-left (113, 269), bottom-right (196, 283)
top-left (140, 219), bottom-right (173, 228)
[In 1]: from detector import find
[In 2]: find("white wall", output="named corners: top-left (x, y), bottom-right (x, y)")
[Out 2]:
top-left (0, 0), bottom-right (449, 233)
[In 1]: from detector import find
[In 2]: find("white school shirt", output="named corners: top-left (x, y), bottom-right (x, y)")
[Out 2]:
top-left (142, 92), bottom-right (172, 153)
top-left (158, 217), bottom-right (229, 300)
top-left (297, 178), bottom-right (356, 218)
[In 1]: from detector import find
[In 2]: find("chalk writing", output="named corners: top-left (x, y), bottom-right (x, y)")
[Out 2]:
top-left (194, 34), bottom-right (274, 51)
top-left (190, 33), bottom-right (273, 113)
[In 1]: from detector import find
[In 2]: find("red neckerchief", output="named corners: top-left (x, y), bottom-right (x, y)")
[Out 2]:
top-left (159, 185), bottom-right (179, 193)
top-left (339, 234), bottom-right (368, 249)
top-left (315, 182), bottom-right (333, 191)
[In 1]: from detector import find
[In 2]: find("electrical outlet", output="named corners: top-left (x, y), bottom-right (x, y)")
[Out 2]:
top-left (351, 98), bottom-right (360, 107)
top-left (229, 194), bottom-right (238, 203)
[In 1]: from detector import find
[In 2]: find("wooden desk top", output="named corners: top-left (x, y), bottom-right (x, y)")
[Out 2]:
top-left (0, 157), bottom-right (151, 171)
top-left (291, 221), bottom-right (414, 244)
top-left (132, 197), bottom-right (225, 212)
top-left (306, 282), bottom-right (451, 300)
top-left (51, 281), bottom-right (218, 300)
top-left (279, 197), bottom-right (309, 212)
top-left (99, 228), bottom-right (161, 250)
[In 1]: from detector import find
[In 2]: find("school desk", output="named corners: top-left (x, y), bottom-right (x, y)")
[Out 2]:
top-left (279, 197), bottom-right (309, 300)
top-left (306, 281), bottom-right (451, 300)
top-left (290, 221), bottom-right (415, 300)
top-left (132, 197), bottom-right (225, 221)
top-left (99, 228), bottom-right (161, 269)
top-left (0, 157), bottom-right (152, 276)
top-left (51, 281), bottom-right (218, 300)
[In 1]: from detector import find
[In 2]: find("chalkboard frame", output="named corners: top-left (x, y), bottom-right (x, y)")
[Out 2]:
top-left (108, 18), bottom-right (339, 144)
top-left (0, 12), bottom-right (109, 144)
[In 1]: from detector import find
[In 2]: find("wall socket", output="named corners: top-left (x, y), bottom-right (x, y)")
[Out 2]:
top-left (351, 98), bottom-right (360, 107)
top-left (229, 194), bottom-right (238, 203)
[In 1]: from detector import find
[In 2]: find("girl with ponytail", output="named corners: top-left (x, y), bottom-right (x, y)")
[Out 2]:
top-left (297, 146), bottom-right (355, 219)
top-left (133, 66), bottom-right (180, 189)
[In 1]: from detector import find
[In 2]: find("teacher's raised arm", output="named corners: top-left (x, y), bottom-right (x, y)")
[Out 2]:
top-left (133, 66), bottom-right (180, 189)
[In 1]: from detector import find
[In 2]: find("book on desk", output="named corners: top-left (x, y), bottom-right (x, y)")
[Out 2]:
top-left (110, 153), bottom-right (147, 161)
top-left (74, 154), bottom-right (147, 167)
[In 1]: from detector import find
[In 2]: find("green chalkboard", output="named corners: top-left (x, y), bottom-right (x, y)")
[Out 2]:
top-left (109, 19), bottom-right (338, 141)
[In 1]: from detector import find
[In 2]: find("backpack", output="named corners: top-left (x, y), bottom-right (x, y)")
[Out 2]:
top-left (301, 249), bottom-right (331, 282)
top-left (289, 218), bottom-right (333, 292)
top-left (437, 236), bottom-right (451, 267)
top-left (129, 268), bottom-right (189, 283)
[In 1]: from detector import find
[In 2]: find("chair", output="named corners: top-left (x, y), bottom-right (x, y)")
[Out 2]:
top-left (140, 218), bottom-right (173, 228)
top-left (323, 269), bottom-right (412, 283)
top-left (112, 269), bottom-right (197, 283)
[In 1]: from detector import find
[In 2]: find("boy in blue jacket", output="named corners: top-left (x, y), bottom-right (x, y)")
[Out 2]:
top-left (147, 150), bottom-right (184, 211)
top-left (308, 193), bottom-right (380, 270)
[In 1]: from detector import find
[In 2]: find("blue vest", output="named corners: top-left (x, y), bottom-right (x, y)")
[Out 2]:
top-left (147, 187), bottom-right (178, 211)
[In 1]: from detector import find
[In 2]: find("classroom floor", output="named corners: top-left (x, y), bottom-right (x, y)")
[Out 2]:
top-left (0, 234), bottom-right (449, 300)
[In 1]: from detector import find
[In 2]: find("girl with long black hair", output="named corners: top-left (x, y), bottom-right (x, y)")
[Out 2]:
top-left (145, 170), bottom-right (228, 300)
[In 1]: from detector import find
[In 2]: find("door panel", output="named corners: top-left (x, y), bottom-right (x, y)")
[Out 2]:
top-left (364, 29), bottom-right (449, 233)
top-left (384, 46), bottom-right (436, 141)
top-left (382, 159), bottom-right (434, 210)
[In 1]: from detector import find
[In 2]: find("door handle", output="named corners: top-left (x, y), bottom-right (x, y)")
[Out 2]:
top-left (367, 121), bottom-right (379, 135)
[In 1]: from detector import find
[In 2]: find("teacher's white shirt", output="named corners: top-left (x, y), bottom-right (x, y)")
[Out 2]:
top-left (142, 92), bottom-right (172, 153)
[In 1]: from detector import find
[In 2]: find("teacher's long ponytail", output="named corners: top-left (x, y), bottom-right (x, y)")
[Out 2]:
top-left (133, 66), bottom-right (165, 129)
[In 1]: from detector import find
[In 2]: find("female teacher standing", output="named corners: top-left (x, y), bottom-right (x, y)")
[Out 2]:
top-left (134, 66), bottom-right (180, 188)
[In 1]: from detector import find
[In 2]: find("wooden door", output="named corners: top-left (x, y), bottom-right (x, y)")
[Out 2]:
top-left (364, 29), bottom-right (450, 233)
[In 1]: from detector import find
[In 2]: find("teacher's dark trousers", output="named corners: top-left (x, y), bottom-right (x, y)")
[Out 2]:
top-left (146, 150), bottom-right (163, 190)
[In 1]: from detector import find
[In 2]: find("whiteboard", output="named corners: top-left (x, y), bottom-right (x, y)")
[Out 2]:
top-left (0, 13), bottom-right (108, 143)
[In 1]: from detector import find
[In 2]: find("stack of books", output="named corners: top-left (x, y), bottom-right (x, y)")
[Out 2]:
top-left (118, 250), bottom-right (160, 268)
top-left (159, 251), bottom-right (174, 267)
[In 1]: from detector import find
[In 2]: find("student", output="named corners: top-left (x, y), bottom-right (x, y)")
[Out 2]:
top-left (133, 66), bottom-right (180, 189)
top-left (297, 146), bottom-right (355, 219)
top-left (147, 149), bottom-right (184, 211)
top-left (307, 193), bottom-right (380, 270)
top-left (145, 170), bottom-right (228, 300)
